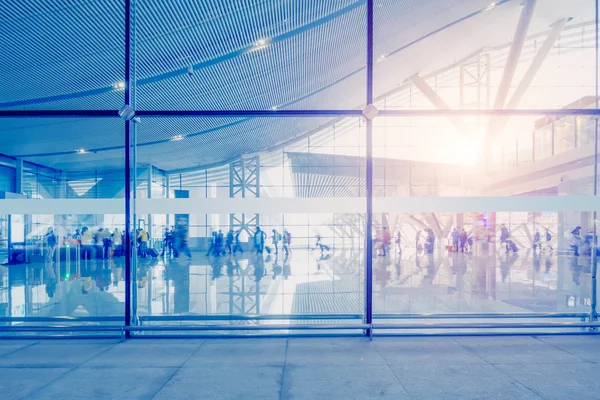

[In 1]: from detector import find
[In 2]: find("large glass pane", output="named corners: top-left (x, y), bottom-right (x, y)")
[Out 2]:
top-left (374, 1), bottom-right (595, 110)
top-left (0, 1), bottom-right (125, 110)
top-left (132, 117), bottom-right (366, 333)
top-left (371, 114), bottom-right (599, 332)
top-left (0, 119), bottom-right (126, 332)
top-left (136, 1), bottom-right (366, 111)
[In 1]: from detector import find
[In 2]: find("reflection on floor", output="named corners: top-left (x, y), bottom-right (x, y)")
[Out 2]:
top-left (0, 246), bottom-right (595, 319)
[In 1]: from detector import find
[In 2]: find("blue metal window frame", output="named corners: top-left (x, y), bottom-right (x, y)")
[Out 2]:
top-left (0, 0), bottom-right (599, 337)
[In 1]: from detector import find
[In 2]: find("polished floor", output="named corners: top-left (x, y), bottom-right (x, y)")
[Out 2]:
top-left (0, 246), bottom-right (594, 320)
top-left (1, 335), bottom-right (600, 399)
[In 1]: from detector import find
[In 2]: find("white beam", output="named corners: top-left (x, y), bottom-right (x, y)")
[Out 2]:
top-left (491, 0), bottom-right (538, 110)
top-left (488, 19), bottom-right (568, 141)
top-left (409, 74), bottom-right (471, 137)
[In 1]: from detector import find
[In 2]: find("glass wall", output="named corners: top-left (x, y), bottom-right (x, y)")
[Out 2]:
top-left (0, 0), bottom-right (598, 336)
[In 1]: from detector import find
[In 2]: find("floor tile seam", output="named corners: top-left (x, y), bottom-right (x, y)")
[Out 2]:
top-left (371, 338), bottom-right (413, 400)
top-left (530, 335), bottom-right (590, 362)
top-left (149, 339), bottom-right (207, 399)
top-left (458, 339), bottom-right (545, 400)
top-left (0, 340), bottom-right (41, 357)
top-left (278, 339), bottom-right (290, 400)
top-left (17, 340), bottom-right (122, 400)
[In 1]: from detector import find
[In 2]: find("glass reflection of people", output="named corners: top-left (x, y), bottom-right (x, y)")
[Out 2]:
top-left (111, 258), bottom-right (123, 287)
top-left (253, 254), bottom-right (266, 282)
top-left (272, 255), bottom-right (282, 280)
top-left (394, 231), bottom-right (401, 256)
top-left (44, 227), bottom-right (57, 263)
top-left (211, 257), bottom-right (223, 281)
top-left (44, 263), bottom-right (57, 298)
top-left (206, 231), bottom-right (217, 257)
top-left (226, 257), bottom-right (240, 277)
top-left (283, 254), bottom-right (291, 280)
top-left (81, 259), bottom-right (94, 294)
top-left (500, 252), bottom-right (519, 283)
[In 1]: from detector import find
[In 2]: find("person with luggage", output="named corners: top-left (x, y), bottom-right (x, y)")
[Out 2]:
top-left (226, 229), bottom-right (234, 254)
top-left (254, 227), bottom-right (267, 254)
top-left (282, 229), bottom-right (291, 256)
top-left (571, 226), bottom-right (583, 256)
top-left (137, 228), bottom-right (149, 258)
top-left (44, 227), bottom-right (57, 263)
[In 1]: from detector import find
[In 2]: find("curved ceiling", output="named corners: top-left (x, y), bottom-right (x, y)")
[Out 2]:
top-left (0, 0), bottom-right (594, 172)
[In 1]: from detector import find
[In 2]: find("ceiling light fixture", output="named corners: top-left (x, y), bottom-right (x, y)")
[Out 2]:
top-left (171, 135), bottom-right (184, 141)
top-left (376, 54), bottom-right (387, 63)
top-left (76, 149), bottom-right (88, 154)
top-left (484, 1), bottom-right (497, 11)
top-left (254, 38), bottom-right (271, 49)
top-left (112, 81), bottom-right (126, 90)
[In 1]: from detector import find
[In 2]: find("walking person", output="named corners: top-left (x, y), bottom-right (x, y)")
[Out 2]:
top-left (233, 230), bottom-right (244, 254)
top-left (112, 228), bottom-right (122, 257)
top-left (226, 229), bottom-right (234, 254)
top-left (80, 226), bottom-right (93, 260)
top-left (254, 227), bottom-right (266, 254)
top-left (460, 229), bottom-right (468, 253)
top-left (206, 232), bottom-right (217, 257)
top-left (174, 219), bottom-right (192, 259)
top-left (271, 229), bottom-right (282, 255)
top-left (282, 229), bottom-right (292, 256)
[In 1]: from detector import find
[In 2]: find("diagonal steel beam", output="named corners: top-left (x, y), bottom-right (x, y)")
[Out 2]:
top-left (490, 0), bottom-right (538, 111)
top-left (488, 19), bottom-right (568, 142)
top-left (409, 74), bottom-right (471, 137)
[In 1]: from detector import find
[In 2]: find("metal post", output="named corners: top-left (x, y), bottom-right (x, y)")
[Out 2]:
top-left (365, 0), bottom-right (374, 338)
top-left (123, 0), bottom-right (136, 338)
top-left (590, 0), bottom-right (599, 322)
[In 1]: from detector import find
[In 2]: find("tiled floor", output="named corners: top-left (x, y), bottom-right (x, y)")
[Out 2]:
top-left (1, 335), bottom-right (600, 399)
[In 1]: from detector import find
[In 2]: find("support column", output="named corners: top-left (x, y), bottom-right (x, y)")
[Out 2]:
top-left (229, 156), bottom-right (260, 250)
top-left (14, 159), bottom-right (23, 195)
top-left (147, 164), bottom-right (153, 239)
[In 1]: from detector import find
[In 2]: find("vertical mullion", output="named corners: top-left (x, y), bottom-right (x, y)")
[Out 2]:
top-left (365, 0), bottom-right (374, 337)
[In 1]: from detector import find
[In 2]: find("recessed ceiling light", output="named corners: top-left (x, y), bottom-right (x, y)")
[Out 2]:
top-left (254, 38), bottom-right (271, 48)
top-left (271, 106), bottom-right (278, 110)
top-left (484, 1), bottom-right (496, 11)
top-left (171, 135), bottom-right (184, 141)
top-left (76, 149), bottom-right (88, 154)
top-left (376, 54), bottom-right (387, 63)
top-left (113, 81), bottom-right (126, 90)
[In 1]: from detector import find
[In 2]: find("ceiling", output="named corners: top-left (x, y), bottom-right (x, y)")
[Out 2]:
top-left (0, 0), bottom-right (594, 172)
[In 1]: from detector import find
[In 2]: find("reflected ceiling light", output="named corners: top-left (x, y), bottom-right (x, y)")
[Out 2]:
top-left (171, 135), bottom-right (184, 141)
top-left (76, 149), bottom-right (88, 154)
top-left (484, 1), bottom-right (497, 11)
top-left (112, 81), bottom-right (126, 90)
top-left (376, 54), bottom-right (387, 63)
top-left (270, 106), bottom-right (278, 110)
